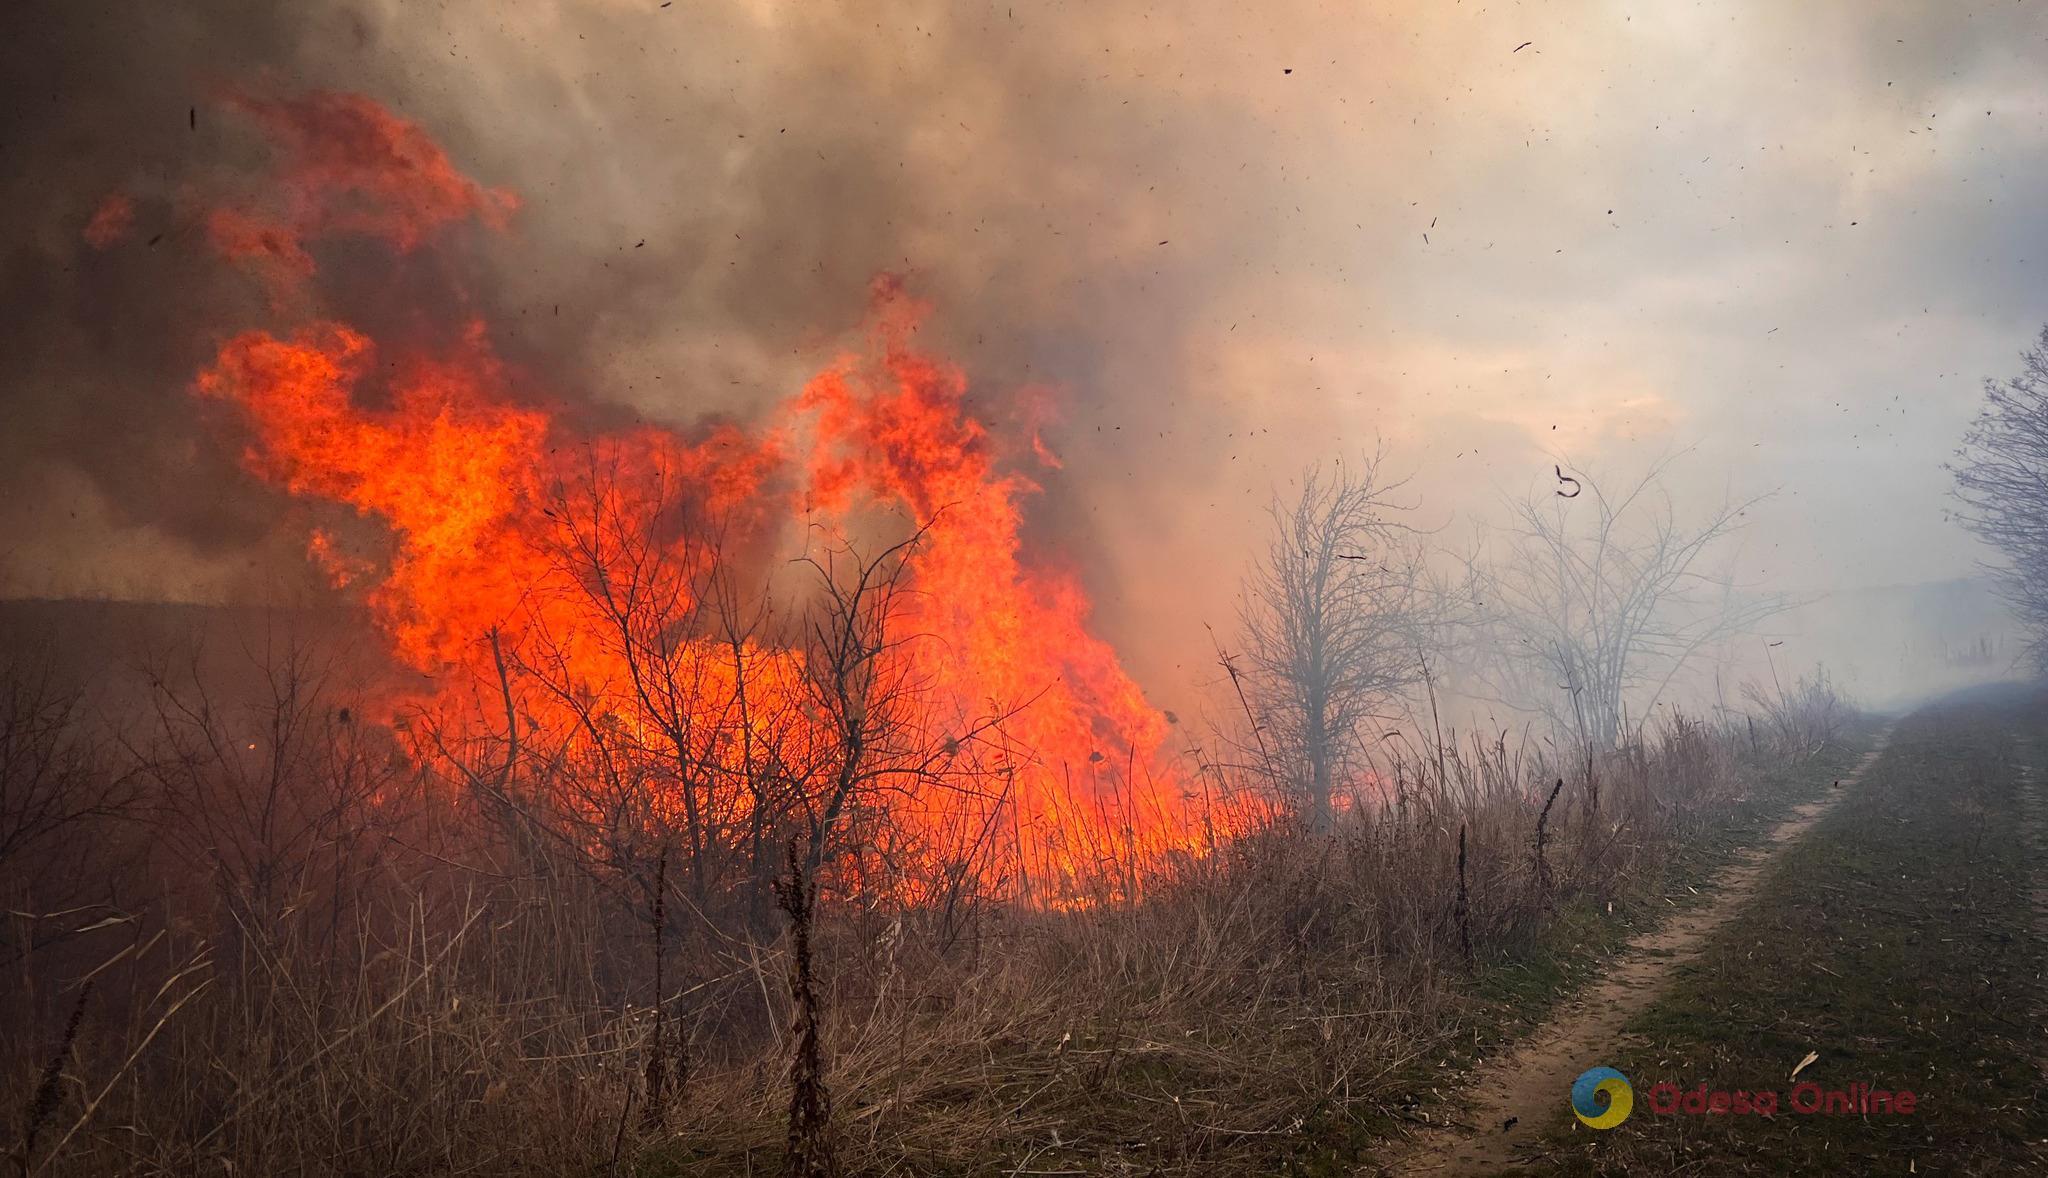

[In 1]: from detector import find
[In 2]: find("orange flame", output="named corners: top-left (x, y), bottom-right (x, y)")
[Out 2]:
top-left (205, 90), bottom-right (517, 299)
top-left (185, 91), bottom-right (1205, 899)
top-left (800, 289), bottom-right (1190, 881)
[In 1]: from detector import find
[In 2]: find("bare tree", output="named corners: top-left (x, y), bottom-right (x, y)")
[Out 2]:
top-left (1239, 454), bottom-right (1434, 832)
top-left (1467, 456), bottom-right (1781, 754)
top-left (1953, 325), bottom-right (2048, 665)
top-left (791, 523), bottom-right (1027, 896)
top-left (525, 446), bottom-right (767, 905)
top-left (793, 528), bottom-right (926, 882)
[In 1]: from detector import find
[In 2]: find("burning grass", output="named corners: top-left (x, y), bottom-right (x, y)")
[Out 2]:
top-left (174, 86), bottom-right (1210, 902)
top-left (0, 635), bottom-right (1859, 1176)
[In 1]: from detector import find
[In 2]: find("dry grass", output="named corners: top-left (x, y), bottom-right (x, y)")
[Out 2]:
top-left (0, 645), bottom-right (1854, 1176)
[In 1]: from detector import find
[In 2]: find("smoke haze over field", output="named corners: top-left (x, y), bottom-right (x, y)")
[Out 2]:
top-left (4, 0), bottom-right (2045, 708)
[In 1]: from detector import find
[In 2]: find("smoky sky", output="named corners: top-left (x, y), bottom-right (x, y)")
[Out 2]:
top-left (4, 0), bottom-right (2046, 705)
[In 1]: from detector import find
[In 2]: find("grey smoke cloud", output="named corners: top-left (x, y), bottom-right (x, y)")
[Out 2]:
top-left (3, 0), bottom-right (2043, 706)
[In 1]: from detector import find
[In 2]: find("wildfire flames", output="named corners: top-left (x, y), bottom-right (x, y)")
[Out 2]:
top-left (144, 91), bottom-right (1205, 899)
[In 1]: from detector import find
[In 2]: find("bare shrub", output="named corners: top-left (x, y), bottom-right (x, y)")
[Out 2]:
top-left (1466, 456), bottom-right (1786, 755)
top-left (1239, 452), bottom-right (1438, 831)
top-left (1953, 325), bottom-right (2048, 665)
top-left (0, 651), bottom-right (139, 908)
top-left (1744, 666), bottom-right (1845, 752)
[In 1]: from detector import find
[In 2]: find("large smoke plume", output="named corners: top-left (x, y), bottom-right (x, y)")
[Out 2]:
top-left (6, 0), bottom-right (2046, 708)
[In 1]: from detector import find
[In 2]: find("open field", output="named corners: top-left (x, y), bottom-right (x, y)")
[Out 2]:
top-left (1461, 685), bottom-right (2048, 1176)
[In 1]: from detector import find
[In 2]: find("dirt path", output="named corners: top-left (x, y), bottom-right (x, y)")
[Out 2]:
top-left (1368, 733), bottom-right (1892, 1177)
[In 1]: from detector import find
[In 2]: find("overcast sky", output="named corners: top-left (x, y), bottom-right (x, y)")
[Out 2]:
top-left (4, 0), bottom-right (2044, 697)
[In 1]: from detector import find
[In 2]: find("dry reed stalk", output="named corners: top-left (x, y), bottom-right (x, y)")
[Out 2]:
top-left (1454, 824), bottom-right (1471, 969)
top-left (13, 983), bottom-right (89, 1177)
top-left (1534, 777), bottom-right (1564, 897)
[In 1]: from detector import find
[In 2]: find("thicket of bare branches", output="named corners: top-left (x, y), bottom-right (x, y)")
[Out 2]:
top-left (1953, 325), bottom-right (2048, 666)
top-left (0, 653), bottom-right (139, 898)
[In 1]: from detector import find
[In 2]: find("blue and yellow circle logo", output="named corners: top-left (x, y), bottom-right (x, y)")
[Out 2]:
top-left (1571, 1066), bottom-right (1633, 1129)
